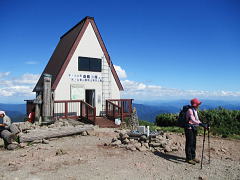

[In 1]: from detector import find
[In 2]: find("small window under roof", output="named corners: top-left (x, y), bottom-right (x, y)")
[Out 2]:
top-left (78, 57), bottom-right (102, 72)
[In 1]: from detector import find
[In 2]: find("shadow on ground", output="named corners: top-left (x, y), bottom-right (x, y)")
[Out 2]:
top-left (154, 151), bottom-right (186, 164)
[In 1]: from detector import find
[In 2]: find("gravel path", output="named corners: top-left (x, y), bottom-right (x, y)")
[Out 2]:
top-left (0, 128), bottom-right (239, 180)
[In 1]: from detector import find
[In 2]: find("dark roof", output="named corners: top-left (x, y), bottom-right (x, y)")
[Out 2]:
top-left (33, 16), bottom-right (123, 92)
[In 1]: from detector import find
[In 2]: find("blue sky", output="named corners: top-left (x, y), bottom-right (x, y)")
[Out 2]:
top-left (0, 0), bottom-right (240, 103)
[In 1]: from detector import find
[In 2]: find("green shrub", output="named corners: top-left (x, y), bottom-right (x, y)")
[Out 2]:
top-left (155, 113), bottom-right (178, 126)
top-left (155, 107), bottom-right (240, 138)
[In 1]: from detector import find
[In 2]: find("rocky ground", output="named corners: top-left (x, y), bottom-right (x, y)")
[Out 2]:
top-left (0, 124), bottom-right (239, 180)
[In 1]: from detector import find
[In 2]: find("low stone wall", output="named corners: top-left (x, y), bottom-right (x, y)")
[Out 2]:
top-left (109, 131), bottom-right (183, 153)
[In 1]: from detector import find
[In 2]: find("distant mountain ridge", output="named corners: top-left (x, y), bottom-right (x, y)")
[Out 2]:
top-left (0, 103), bottom-right (26, 122)
top-left (133, 100), bottom-right (240, 122)
top-left (0, 100), bottom-right (239, 123)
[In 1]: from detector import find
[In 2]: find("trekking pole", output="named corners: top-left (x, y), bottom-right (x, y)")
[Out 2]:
top-left (208, 126), bottom-right (210, 164)
top-left (201, 128), bottom-right (206, 169)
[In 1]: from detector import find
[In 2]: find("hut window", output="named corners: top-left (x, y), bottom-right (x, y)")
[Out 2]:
top-left (78, 57), bottom-right (102, 72)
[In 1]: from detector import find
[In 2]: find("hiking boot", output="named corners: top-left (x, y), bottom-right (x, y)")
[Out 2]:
top-left (193, 158), bottom-right (200, 163)
top-left (186, 159), bottom-right (196, 165)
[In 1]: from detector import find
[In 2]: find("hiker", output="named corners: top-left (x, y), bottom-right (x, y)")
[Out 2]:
top-left (0, 111), bottom-right (20, 149)
top-left (28, 107), bottom-right (35, 123)
top-left (185, 98), bottom-right (209, 165)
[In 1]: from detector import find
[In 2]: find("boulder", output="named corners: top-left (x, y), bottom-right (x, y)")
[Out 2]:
top-left (133, 142), bottom-right (142, 149)
top-left (86, 129), bottom-right (95, 136)
top-left (112, 140), bottom-right (122, 146)
top-left (42, 139), bottom-right (49, 144)
top-left (121, 134), bottom-right (129, 140)
top-left (140, 135), bottom-right (147, 142)
top-left (136, 146), bottom-right (148, 152)
top-left (81, 131), bottom-right (88, 136)
top-left (126, 145), bottom-right (137, 151)
top-left (111, 137), bottom-right (118, 143)
top-left (171, 145), bottom-right (179, 151)
top-left (122, 138), bottom-right (130, 144)
top-left (142, 142), bottom-right (149, 148)
top-left (149, 142), bottom-right (161, 147)
top-left (164, 145), bottom-right (172, 152)
top-left (7, 143), bottom-right (19, 150)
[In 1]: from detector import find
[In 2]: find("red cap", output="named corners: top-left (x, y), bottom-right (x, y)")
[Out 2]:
top-left (191, 98), bottom-right (202, 107)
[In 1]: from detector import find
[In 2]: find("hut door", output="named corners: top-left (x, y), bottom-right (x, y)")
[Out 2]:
top-left (85, 90), bottom-right (95, 107)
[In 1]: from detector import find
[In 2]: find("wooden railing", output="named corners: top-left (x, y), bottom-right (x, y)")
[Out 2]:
top-left (80, 101), bottom-right (96, 123)
top-left (106, 99), bottom-right (133, 121)
top-left (54, 100), bottom-right (96, 124)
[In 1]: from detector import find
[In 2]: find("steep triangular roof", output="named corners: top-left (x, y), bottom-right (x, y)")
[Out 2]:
top-left (33, 16), bottom-right (123, 92)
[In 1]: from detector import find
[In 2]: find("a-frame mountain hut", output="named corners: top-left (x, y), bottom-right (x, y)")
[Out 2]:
top-left (27, 16), bottom-right (133, 127)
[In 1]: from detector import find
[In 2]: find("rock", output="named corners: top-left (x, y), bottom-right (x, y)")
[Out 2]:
top-left (111, 140), bottom-right (122, 146)
top-left (150, 147), bottom-right (155, 152)
top-left (166, 134), bottom-right (171, 139)
top-left (126, 145), bottom-right (137, 151)
top-left (48, 124), bottom-right (55, 128)
top-left (20, 153), bottom-right (27, 157)
top-left (122, 138), bottom-right (130, 144)
top-left (42, 139), bottom-right (49, 144)
top-left (134, 142), bottom-right (142, 149)
top-left (156, 148), bottom-right (165, 153)
top-left (55, 149), bottom-right (67, 156)
top-left (121, 134), bottom-right (129, 140)
top-left (58, 122), bottom-right (64, 127)
top-left (118, 144), bottom-right (127, 148)
top-left (164, 145), bottom-right (172, 152)
top-left (19, 143), bottom-right (28, 148)
top-left (137, 146), bottom-right (148, 152)
top-left (104, 143), bottom-right (108, 146)
top-left (160, 142), bottom-right (167, 148)
top-left (149, 142), bottom-right (161, 147)
top-left (171, 145), bottom-right (179, 151)
top-left (8, 161), bottom-right (17, 166)
top-left (86, 129), bottom-right (95, 136)
top-left (63, 121), bottom-right (69, 126)
top-left (111, 137), bottom-right (118, 143)
top-left (198, 175), bottom-right (208, 180)
top-left (119, 132), bottom-right (124, 139)
top-left (220, 148), bottom-right (227, 153)
top-left (225, 157), bottom-right (233, 161)
top-left (210, 147), bottom-right (216, 151)
top-left (140, 135), bottom-right (147, 142)
top-left (81, 131), bottom-right (88, 136)
top-left (129, 139), bottom-right (135, 143)
top-left (17, 122), bottom-right (32, 132)
top-left (32, 139), bottom-right (43, 144)
top-left (142, 142), bottom-right (149, 148)
top-left (7, 144), bottom-right (19, 150)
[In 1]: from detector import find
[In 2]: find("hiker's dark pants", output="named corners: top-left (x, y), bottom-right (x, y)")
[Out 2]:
top-left (0, 124), bottom-right (20, 148)
top-left (184, 128), bottom-right (197, 160)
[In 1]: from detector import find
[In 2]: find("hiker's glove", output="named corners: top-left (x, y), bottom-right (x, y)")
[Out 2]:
top-left (199, 123), bottom-right (209, 129)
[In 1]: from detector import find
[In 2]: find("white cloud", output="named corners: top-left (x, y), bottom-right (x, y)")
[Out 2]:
top-left (13, 73), bottom-right (40, 85)
top-left (0, 72), bottom-right (40, 98)
top-left (121, 79), bottom-right (240, 100)
top-left (114, 65), bottom-right (127, 79)
top-left (0, 72), bottom-right (10, 79)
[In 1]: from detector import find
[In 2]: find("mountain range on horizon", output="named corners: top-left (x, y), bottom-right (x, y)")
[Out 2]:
top-left (133, 99), bottom-right (240, 122)
top-left (0, 99), bottom-right (239, 123)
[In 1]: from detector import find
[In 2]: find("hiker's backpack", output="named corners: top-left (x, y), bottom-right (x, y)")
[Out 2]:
top-left (177, 105), bottom-right (192, 128)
